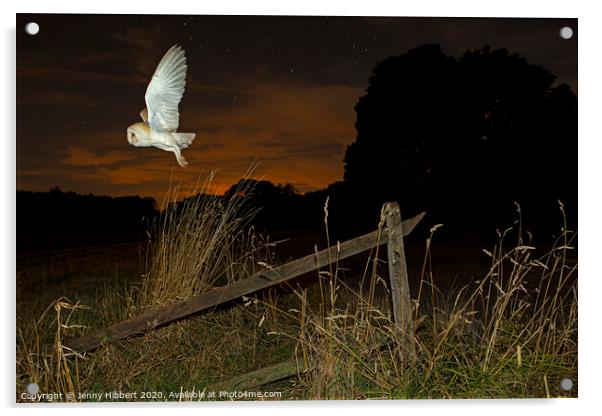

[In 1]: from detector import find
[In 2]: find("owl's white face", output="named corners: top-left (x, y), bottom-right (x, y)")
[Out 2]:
top-left (127, 123), bottom-right (150, 147)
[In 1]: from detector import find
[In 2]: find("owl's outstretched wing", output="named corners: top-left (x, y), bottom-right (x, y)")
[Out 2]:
top-left (144, 45), bottom-right (187, 133)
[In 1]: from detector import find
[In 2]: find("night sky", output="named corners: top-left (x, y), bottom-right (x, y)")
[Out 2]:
top-left (16, 14), bottom-right (577, 202)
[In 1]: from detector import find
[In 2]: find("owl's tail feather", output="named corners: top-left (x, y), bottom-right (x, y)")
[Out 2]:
top-left (174, 132), bottom-right (196, 149)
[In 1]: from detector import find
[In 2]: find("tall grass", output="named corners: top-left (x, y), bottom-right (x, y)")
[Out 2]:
top-left (17, 169), bottom-right (281, 401)
top-left (16, 192), bottom-right (577, 400)
top-left (290, 202), bottom-right (577, 399)
top-left (138, 168), bottom-right (273, 307)
top-left (16, 298), bottom-right (89, 402)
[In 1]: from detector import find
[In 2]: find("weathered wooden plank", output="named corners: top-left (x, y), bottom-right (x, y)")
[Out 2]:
top-left (384, 202), bottom-right (416, 362)
top-left (212, 359), bottom-right (301, 391)
top-left (65, 212), bottom-right (425, 353)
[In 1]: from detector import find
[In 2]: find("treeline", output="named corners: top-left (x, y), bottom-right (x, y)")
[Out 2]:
top-left (222, 177), bottom-right (576, 245)
top-left (17, 174), bottom-right (574, 254)
top-left (17, 187), bottom-right (158, 252)
top-left (222, 180), bottom-right (390, 240)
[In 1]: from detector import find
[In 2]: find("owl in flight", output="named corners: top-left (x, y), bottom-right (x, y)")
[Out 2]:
top-left (127, 45), bottom-right (196, 167)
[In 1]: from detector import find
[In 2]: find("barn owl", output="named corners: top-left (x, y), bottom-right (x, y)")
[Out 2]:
top-left (127, 45), bottom-right (196, 167)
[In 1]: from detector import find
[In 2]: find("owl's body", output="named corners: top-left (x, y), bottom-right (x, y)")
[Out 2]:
top-left (127, 122), bottom-right (195, 167)
top-left (126, 45), bottom-right (196, 167)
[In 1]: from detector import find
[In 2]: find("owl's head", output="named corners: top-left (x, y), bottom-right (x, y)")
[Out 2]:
top-left (127, 123), bottom-right (148, 147)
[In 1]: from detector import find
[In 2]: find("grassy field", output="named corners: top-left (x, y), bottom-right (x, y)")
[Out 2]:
top-left (15, 184), bottom-right (577, 402)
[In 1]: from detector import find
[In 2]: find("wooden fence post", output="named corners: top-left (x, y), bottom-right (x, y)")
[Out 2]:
top-left (384, 202), bottom-right (416, 362)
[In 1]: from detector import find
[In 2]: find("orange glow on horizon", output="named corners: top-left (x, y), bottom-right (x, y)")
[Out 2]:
top-left (18, 80), bottom-right (361, 204)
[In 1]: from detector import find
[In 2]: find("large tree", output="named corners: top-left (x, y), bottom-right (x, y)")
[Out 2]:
top-left (342, 44), bottom-right (576, 239)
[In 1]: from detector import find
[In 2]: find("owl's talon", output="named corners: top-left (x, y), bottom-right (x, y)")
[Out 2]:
top-left (177, 157), bottom-right (188, 168)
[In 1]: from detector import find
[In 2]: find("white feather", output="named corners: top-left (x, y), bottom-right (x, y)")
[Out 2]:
top-left (127, 45), bottom-right (196, 168)
top-left (144, 45), bottom-right (187, 133)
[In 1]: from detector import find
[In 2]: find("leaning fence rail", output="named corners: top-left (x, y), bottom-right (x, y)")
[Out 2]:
top-left (65, 203), bottom-right (424, 361)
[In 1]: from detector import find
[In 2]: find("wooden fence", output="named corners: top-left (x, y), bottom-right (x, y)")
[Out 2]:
top-left (65, 203), bottom-right (424, 367)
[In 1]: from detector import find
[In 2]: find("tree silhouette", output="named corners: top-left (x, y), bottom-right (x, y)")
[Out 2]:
top-left (342, 44), bottom-right (577, 240)
top-left (344, 44), bottom-right (459, 208)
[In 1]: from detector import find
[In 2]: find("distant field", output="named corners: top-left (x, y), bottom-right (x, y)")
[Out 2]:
top-left (17, 243), bottom-right (144, 324)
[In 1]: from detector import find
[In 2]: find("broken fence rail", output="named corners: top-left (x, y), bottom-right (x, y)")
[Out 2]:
top-left (65, 209), bottom-right (425, 353)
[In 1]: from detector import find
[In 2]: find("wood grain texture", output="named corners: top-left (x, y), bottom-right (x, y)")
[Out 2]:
top-left (212, 359), bottom-right (302, 391)
top-left (384, 202), bottom-right (416, 362)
